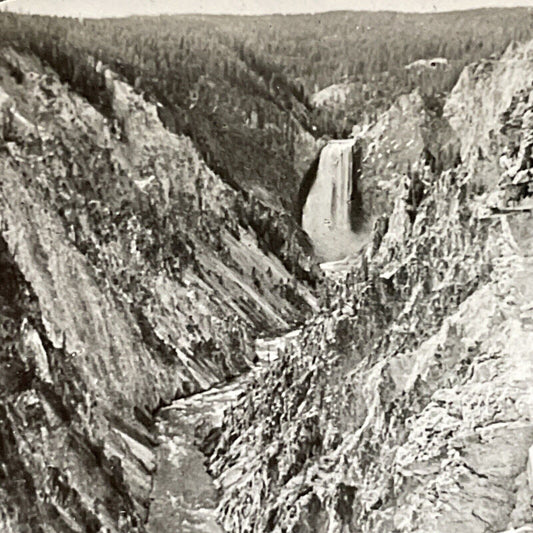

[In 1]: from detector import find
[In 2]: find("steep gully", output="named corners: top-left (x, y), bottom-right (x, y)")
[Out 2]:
top-left (146, 140), bottom-right (362, 531)
top-left (148, 329), bottom-right (302, 532)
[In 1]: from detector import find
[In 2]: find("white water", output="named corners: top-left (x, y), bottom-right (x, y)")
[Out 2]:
top-left (302, 139), bottom-right (364, 261)
top-left (148, 329), bottom-right (300, 532)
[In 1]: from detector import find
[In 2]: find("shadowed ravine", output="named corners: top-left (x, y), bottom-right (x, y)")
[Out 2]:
top-left (146, 330), bottom-right (301, 532)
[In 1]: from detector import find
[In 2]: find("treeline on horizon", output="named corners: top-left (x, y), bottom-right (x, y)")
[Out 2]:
top-left (0, 8), bottom-right (532, 208)
top-left (216, 8), bottom-right (533, 123)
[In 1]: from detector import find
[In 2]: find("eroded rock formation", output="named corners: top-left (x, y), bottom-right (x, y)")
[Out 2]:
top-left (210, 38), bottom-right (533, 533)
top-left (0, 48), bottom-right (317, 532)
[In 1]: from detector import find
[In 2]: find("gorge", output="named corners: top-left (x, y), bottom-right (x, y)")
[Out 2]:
top-left (0, 9), bottom-right (532, 533)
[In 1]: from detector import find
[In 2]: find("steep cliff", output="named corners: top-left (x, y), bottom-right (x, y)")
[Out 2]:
top-left (0, 48), bottom-right (318, 532)
top-left (444, 40), bottom-right (533, 186)
top-left (356, 88), bottom-right (460, 222)
top-left (1, 17), bottom-right (533, 533)
top-left (210, 39), bottom-right (533, 532)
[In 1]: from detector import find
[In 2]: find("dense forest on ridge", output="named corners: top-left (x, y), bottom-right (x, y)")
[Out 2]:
top-left (0, 9), bottom-right (532, 212)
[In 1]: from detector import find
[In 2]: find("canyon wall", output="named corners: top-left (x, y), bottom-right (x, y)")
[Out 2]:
top-left (0, 48), bottom-right (317, 532)
top-left (211, 38), bottom-right (533, 533)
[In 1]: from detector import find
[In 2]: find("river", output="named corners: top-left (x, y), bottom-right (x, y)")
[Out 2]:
top-left (146, 329), bottom-right (301, 532)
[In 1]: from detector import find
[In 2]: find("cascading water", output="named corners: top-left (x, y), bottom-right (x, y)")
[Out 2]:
top-left (302, 139), bottom-right (364, 261)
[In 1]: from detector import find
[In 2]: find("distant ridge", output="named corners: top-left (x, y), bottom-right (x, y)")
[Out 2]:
top-left (1, 0), bottom-right (533, 18)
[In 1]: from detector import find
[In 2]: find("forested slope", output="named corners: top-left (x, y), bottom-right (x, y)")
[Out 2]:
top-left (0, 13), bottom-right (319, 214)
top-left (1, 9), bottom-right (532, 215)
top-left (210, 8), bottom-right (533, 128)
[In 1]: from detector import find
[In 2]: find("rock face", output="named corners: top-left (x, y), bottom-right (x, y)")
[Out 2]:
top-left (210, 39), bottom-right (533, 533)
top-left (357, 88), bottom-right (460, 220)
top-left (0, 48), bottom-right (317, 532)
top-left (302, 139), bottom-right (365, 261)
top-left (292, 124), bottom-right (321, 194)
top-left (311, 82), bottom-right (357, 110)
top-left (445, 40), bottom-right (533, 174)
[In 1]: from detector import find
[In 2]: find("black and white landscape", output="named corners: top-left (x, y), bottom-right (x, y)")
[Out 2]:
top-left (0, 2), bottom-right (532, 532)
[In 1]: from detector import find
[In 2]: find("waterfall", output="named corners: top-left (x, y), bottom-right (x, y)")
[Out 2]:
top-left (302, 139), bottom-right (364, 261)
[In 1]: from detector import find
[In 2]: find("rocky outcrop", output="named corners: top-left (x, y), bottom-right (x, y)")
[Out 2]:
top-left (444, 40), bottom-right (533, 187)
top-left (0, 48), bottom-right (317, 532)
top-left (210, 40), bottom-right (533, 532)
top-left (356, 37), bottom-right (533, 224)
top-left (292, 123), bottom-right (321, 190)
top-left (404, 57), bottom-right (449, 71)
top-left (311, 82), bottom-right (357, 110)
top-left (357, 88), bottom-right (460, 220)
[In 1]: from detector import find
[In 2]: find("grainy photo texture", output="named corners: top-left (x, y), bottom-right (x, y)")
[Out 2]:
top-left (0, 1), bottom-right (532, 531)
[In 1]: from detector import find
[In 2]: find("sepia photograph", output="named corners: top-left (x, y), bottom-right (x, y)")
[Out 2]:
top-left (0, 0), bottom-right (532, 531)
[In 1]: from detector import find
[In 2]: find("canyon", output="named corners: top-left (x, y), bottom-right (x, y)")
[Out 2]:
top-left (210, 39), bottom-right (533, 532)
top-left (0, 14), bottom-right (532, 533)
